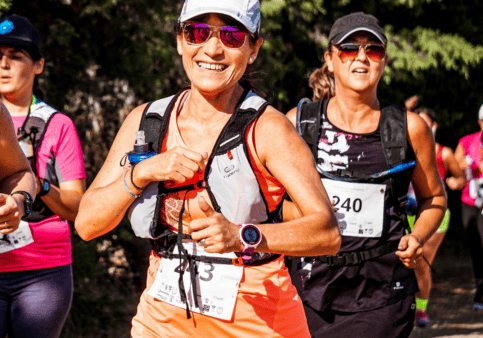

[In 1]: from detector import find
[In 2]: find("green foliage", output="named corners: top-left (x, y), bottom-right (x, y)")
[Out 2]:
top-left (0, 0), bottom-right (11, 14)
top-left (386, 26), bottom-right (483, 82)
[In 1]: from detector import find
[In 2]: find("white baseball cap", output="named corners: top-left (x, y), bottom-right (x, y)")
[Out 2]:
top-left (178, 0), bottom-right (261, 34)
top-left (479, 104), bottom-right (483, 120)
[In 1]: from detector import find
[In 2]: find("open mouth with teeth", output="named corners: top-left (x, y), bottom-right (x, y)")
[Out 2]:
top-left (353, 68), bottom-right (368, 74)
top-left (197, 62), bottom-right (227, 71)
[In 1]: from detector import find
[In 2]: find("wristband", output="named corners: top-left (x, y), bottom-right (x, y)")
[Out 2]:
top-left (10, 191), bottom-right (33, 218)
top-left (130, 164), bottom-right (146, 191)
top-left (38, 178), bottom-right (51, 197)
top-left (122, 171), bottom-right (140, 198)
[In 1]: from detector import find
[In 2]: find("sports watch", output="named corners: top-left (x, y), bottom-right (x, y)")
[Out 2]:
top-left (238, 224), bottom-right (262, 256)
top-left (38, 178), bottom-right (50, 197)
top-left (10, 191), bottom-right (33, 219)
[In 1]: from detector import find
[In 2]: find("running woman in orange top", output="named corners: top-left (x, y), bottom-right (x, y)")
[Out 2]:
top-left (75, 0), bottom-right (340, 337)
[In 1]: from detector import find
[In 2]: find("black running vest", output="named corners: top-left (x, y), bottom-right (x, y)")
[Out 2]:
top-left (292, 98), bottom-right (418, 312)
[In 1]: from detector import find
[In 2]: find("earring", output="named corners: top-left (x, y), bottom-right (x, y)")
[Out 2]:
top-left (249, 57), bottom-right (253, 63)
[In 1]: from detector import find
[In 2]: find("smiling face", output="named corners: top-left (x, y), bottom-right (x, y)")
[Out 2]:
top-left (0, 45), bottom-right (43, 98)
top-left (177, 14), bottom-right (262, 97)
top-left (324, 31), bottom-right (387, 95)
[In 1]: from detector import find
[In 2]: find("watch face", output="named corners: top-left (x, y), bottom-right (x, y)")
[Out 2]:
top-left (242, 227), bottom-right (260, 245)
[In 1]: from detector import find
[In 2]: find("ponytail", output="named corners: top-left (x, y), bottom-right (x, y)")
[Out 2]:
top-left (309, 63), bottom-right (335, 101)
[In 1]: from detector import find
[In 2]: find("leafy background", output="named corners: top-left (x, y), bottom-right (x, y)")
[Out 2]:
top-left (1, 0), bottom-right (482, 336)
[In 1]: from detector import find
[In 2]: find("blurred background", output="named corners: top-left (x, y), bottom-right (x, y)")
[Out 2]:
top-left (2, 0), bottom-right (483, 336)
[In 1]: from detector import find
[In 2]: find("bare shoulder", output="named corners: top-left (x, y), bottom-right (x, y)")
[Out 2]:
top-left (124, 102), bottom-right (149, 126)
top-left (441, 145), bottom-right (455, 160)
top-left (407, 111), bottom-right (431, 139)
top-left (256, 106), bottom-right (297, 138)
top-left (285, 107), bottom-right (297, 127)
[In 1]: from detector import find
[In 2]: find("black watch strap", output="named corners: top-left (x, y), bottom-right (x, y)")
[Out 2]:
top-left (38, 178), bottom-right (50, 197)
top-left (10, 191), bottom-right (33, 218)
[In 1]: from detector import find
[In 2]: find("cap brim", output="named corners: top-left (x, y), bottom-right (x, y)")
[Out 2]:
top-left (334, 28), bottom-right (386, 45)
top-left (179, 6), bottom-right (258, 33)
top-left (0, 36), bottom-right (34, 48)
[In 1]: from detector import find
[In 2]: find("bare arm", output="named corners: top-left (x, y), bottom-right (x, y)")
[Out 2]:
top-left (256, 108), bottom-right (340, 256)
top-left (40, 179), bottom-right (86, 222)
top-left (282, 106), bottom-right (303, 222)
top-left (75, 102), bottom-right (207, 240)
top-left (454, 143), bottom-right (467, 170)
top-left (442, 145), bottom-right (466, 190)
top-left (0, 103), bottom-right (36, 233)
top-left (396, 112), bottom-right (446, 267)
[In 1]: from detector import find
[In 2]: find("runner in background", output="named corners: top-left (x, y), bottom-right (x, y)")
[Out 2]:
top-left (405, 96), bottom-right (466, 327)
top-left (454, 104), bottom-right (483, 311)
top-left (0, 15), bottom-right (86, 338)
top-left (286, 12), bottom-right (446, 338)
top-left (75, 1), bottom-right (340, 337)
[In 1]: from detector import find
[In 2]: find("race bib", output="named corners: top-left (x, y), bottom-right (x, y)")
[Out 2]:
top-left (322, 179), bottom-right (386, 238)
top-left (148, 242), bottom-right (243, 320)
top-left (0, 221), bottom-right (34, 254)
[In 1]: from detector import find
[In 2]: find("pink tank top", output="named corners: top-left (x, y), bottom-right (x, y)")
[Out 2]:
top-left (459, 132), bottom-right (482, 206)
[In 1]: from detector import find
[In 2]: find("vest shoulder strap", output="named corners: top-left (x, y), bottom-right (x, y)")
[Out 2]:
top-left (24, 102), bottom-right (59, 153)
top-left (296, 98), bottom-right (323, 159)
top-left (379, 102), bottom-right (408, 167)
top-left (140, 94), bottom-right (179, 153)
top-left (214, 90), bottom-right (269, 155)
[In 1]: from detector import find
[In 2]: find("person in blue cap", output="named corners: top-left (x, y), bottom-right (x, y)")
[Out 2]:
top-left (0, 14), bottom-right (86, 338)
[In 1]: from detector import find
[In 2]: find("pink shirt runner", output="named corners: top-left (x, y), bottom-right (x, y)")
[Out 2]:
top-left (0, 112), bottom-right (86, 272)
top-left (459, 132), bottom-right (482, 207)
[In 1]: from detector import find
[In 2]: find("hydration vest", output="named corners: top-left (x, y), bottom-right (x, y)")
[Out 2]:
top-left (295, 98), bottom-right (415, 266)
top-left (20, 99), bottom-right (59, 222)
top-left (297, 98), bottom-right (414, 208)
top-left (128, 89), bottom-right (281, 266)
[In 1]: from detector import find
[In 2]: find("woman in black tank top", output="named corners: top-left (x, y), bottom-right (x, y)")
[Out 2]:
top-left (285, 12), bottom-right (446, 338)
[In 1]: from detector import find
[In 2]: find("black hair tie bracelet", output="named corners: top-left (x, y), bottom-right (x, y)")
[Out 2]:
top-left (130, 164), bottom-right (146, 191)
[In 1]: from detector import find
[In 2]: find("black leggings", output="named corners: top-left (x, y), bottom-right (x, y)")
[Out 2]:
top-left (0, 265), bottom-right (73, 338)
top-left (460, 203), bottom-right (483, 302)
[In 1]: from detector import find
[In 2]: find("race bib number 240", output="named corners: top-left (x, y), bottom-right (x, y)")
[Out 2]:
top-left (322, 179), bottom-right (386, 238)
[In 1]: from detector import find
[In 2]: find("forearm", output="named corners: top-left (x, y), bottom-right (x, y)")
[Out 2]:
top-left (75, 170), bottom-right (138, 240)
top-left (41, 185), bottom-right (83, 222)
top-left (257, 210), bottom-right (340, 256)
top-left (412, 195), bottom-right (446, 245)
top-left (0, 169), bottom-right (36, 197)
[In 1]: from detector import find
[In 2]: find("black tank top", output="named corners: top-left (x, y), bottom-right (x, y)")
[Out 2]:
top-left (297, 99), bottom-right (417, 312)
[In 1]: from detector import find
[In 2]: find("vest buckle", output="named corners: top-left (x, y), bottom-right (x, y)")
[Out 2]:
top-left (232, 257), bottom-right (244, 266)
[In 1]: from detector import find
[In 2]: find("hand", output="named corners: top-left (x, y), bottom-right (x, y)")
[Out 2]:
top-left (0, 193), bottom-right (23, 234)
top-left (134, 147), bottom-right (208, 187)
top-left (189, 197), bottom-right (243, 253)
top-left (395, 234), bottom-right (423, 268)
top-left (445, 177), bottom-right (459, 190)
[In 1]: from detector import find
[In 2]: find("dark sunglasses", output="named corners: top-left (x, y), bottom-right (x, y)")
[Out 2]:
top-left (182, 22), bottom-right (250, 49)
top-left (335, 43), bottom-right (386, 63)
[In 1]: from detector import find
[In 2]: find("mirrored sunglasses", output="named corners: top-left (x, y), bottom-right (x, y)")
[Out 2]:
top-left (182, 22), bottom-right (249, 49)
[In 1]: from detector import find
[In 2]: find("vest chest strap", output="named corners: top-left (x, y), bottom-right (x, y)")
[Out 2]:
top-left (315, 240), bottom-right (399, 267)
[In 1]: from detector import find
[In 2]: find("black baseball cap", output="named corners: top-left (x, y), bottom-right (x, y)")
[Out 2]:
top-left (0, 14), bottom-right (41, 49)
top-left (328, 12), bottom-right (387, 46)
